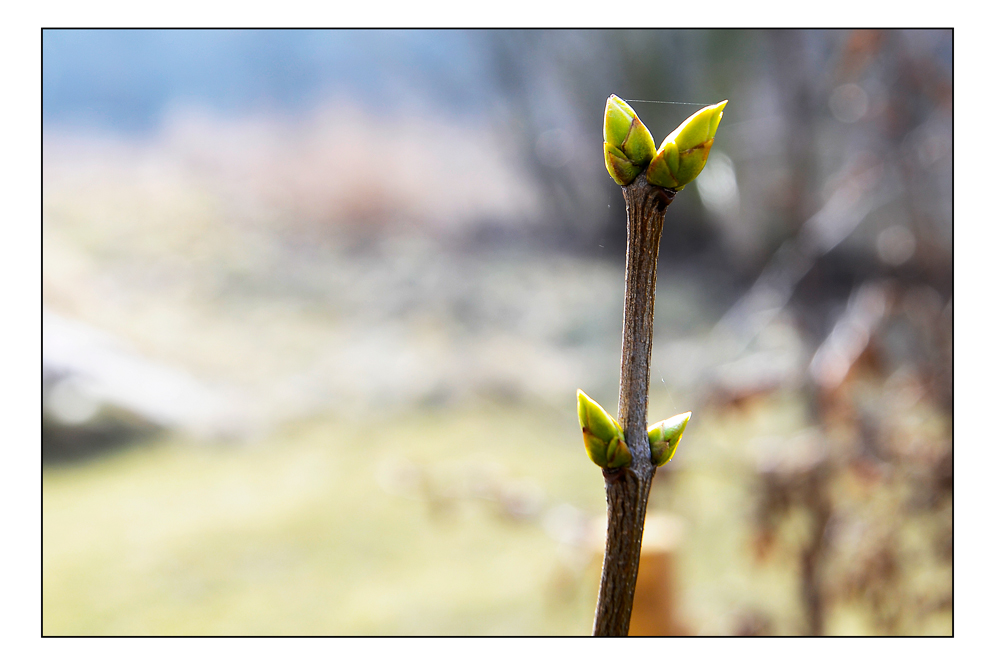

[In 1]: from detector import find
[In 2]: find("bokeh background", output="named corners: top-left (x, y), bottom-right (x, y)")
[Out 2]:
top-left (42, 29), bottom-right (952, 636)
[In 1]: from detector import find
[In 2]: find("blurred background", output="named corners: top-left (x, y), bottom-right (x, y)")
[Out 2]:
top-left (42, 29), bottom-right (952, 635)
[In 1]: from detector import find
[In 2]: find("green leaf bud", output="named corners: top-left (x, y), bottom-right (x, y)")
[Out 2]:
top-left (604, 95), bottom-right (636, 147)
top-left (646, 100), bottom-right (727, 191)
top-left (577, 389), bottom-right (631, 469)
top-left (604, 143), bottom-right (642, 186)
top-left (620, 116), bottom-right (655, 166)
top-left (661, 140), bottom-right (680, 178)
top-left (603, 95), bottom-right (656, 184)
top-left (647, 411), bottom-right (692, 467)
top-left (644, 148), bottom-right (680, 189)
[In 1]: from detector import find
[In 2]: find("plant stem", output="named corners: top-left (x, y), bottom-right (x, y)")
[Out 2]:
top-left (593, 174), bottom-right (676, 636)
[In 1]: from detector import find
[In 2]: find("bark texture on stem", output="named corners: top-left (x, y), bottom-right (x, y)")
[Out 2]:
top-left (593, 174), bottom-right (675, 636)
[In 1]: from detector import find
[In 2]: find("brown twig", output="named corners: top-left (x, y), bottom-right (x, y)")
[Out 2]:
top-left (592, 174), bottom-right (676, 636)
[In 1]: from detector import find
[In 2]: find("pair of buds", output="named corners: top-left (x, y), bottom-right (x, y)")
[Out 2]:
top-left (577, 389), bottom-right (691, 469)
top-left (604, 95), bottom-right (727, 190)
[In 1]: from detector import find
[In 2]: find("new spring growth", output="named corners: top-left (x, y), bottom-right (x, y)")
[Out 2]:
top-left (603, 95), bottom-right (657, 186)
top-left (645, 101), bottom-right (727, 191)
top-left (577, 389), bottom-right (631, 469)
top-left (647, 411), bottom-right (692, 467)
top-left (603, 96), bottom-right (727, 189)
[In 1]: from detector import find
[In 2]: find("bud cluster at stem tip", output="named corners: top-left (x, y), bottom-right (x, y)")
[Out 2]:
top-left (577, 389), bottom-right (631, 469)
top-left (603, 95), bottom-right (727, 190)
top-left (647, 412), bottom-right (692, 467)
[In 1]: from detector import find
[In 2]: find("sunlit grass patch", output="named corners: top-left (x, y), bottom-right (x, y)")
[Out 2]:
top-left (43, 403), bottom-right (603, 635)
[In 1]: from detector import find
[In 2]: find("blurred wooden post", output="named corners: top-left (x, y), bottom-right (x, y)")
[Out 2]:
top-left (627, 512), bottom-right (684, 636)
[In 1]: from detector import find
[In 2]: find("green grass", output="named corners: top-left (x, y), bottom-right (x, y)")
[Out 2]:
top-left (43, 402), bottom-right (605, 635)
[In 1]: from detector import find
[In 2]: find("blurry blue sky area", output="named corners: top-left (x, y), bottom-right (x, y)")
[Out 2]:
top-left (43, 29), bottom-right (494, 132)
